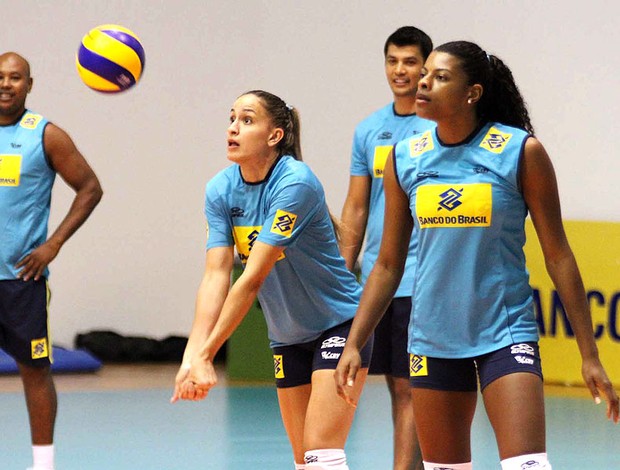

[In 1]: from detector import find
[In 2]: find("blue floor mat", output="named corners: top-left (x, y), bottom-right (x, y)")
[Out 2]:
top-left (0, 347), bottom-right (102, 374)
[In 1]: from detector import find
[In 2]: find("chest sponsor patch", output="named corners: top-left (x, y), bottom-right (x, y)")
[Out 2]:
top-left (479, 126), bottom-right (513, 154)
top-left (0, 154), bottom-right (22, 186)
top-left (270, 209), bottom-right (297, 238)
top-left (416, 183), bottom-right (492, 228)
top-left (233, 225), bottom-right (286, 263)
top-left (409, 130), bottom-right (434, 157)
top-left (232, 226), bottom-right (261, 263)
top-left (372, 145), bottom-right (392, 178)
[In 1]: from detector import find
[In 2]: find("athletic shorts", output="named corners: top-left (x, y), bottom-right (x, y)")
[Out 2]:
top-left (368, 296), bottom-right (410, 378)
top-left (0, 278), bottom-right (52, 367)
top-left (272, 319), bottom-right (374, 388)
top-left (409, 342), bottom-right (543, 392)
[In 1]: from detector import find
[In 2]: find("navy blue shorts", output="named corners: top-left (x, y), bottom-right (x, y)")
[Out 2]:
top-left (272, 319), bottom-right (374, 388)
top-left (409, 342), bottom-right (543, 392)
top-left (368, 296), bottom-right (410, 378)
top-left (0, 278), bottom-right (52, 366)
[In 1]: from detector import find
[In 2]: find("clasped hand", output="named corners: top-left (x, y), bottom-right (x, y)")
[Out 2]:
top-left (170, 359), bottom-right (217, 403)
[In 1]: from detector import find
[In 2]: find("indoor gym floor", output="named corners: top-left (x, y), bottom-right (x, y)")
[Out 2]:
top-left (1, 364), bottom-right (618, 469)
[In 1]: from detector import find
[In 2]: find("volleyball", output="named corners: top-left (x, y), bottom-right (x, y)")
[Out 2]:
top-left (76, 24), bottom-right (145, 93)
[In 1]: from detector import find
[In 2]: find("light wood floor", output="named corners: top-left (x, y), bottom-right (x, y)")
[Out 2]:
top-left (0, 363), bottom-right (222, 393)
top-left (0, 362), bottom-right (593, 398)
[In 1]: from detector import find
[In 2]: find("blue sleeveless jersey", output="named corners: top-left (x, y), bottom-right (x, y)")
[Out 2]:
top-left (205, 156), bottom-right (362, 347)
top-left (350, 103), bottom-right (435, 296)
top-left (0, 111), bottom-right (54, 280)
top-left (393, 122), bottom-right (539, 358)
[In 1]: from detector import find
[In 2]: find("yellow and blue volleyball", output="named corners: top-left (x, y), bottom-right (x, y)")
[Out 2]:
top-left (76, 24), bottom-right (145, 93)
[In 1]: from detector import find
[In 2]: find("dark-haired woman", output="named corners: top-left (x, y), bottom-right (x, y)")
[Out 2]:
top-left (335, 42), bottom-right (618, 470)
top-left (172, 90), bottom-right (371, 470)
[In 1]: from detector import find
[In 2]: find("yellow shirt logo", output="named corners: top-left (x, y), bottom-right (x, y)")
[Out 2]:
top-left (233, 226), bottom-right (261, 264)
top-left (372, 145), bottom-right (392, 178)
top-left (20, 113), bottom-right (43, 130)
top-left (233, 225), bottom-right (285, 263)
top-left (416, 183), bottom-right (492, 228)
top-left (273, 354), bottom-right (284, 378)
top-left (271, 209), bottom-right (297, 238)
top-left (0, 155), bottom-right (22, 186)
top-left (409, 130), bottom-right (434, 157)
top-left (479, 126), bottom-right (513, 154)
top-left (31, 338), bottom-right (49, 359)
top-left (410, 354), bottom-right (428, 377)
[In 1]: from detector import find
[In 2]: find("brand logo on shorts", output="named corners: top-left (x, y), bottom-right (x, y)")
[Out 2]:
top-left (304, 454), bottom-right (318, 463)
top-left (410, 354), bottom-right (428, 377)
top-left (515, 355), bottom-right (534, 365)
top-left (321, 336), bottom-right (346, 349)
top-left (321, 351), bottom-right (341, 360)
top-left (511, 344), bottom-right (535, 366)
top-left (31, 338), bottom-right (49, 359)
top-left (511, 343), bottom-right (535, 355)
top-left (521, 460), bottom-right (542, 469)
top-left (273, 354), bottom-right (284, 379)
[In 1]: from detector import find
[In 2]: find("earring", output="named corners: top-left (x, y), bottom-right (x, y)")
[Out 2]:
top-left (467, 99), bottom-right (473, 104)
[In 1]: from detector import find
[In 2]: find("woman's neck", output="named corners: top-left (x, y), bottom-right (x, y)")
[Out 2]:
top-left (436, 114), bottom-right (480, 145)
top-left (239, 154), bottom-right (279, 183)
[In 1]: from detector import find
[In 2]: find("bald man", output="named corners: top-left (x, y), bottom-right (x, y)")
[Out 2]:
top-left (0, 52), bottom-right (103, 470)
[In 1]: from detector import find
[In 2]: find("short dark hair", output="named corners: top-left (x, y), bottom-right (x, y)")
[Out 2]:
top-left (384, 26), bottom-right (433, 60)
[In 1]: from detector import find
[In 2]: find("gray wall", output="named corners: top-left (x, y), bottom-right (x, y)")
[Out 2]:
top-left (2, 1), bottom-right (618, 346)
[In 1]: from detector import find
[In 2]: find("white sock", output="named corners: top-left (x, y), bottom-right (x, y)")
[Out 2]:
top-left (32, 444), bottom-right (54, 470)
top-left (295, 463), bottom-right (306, 470)
top-left (423, 461), bottom-right (472, 470)
top-left (305, 448), bottom-right (348, 469)
top-left (501, 453), bottom-right (552, 469)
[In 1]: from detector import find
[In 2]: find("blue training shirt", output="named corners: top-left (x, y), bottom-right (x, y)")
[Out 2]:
top-left (350, 103), bottom-right (435, 296)
top-left (0, 111), bottom-right (54, 280)
top-left (205, 156), bottom-right (362, 347)
top-left (393, 122), bottom-right (539, 358)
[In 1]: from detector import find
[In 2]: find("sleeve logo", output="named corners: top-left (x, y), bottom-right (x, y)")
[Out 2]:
top-left (270, 209), bottom-right (297, 238)
top-left (0, 154), bottom-right (22, 186)
top-left (20, 113), bottom-right (43, 130)
top-left (409, 130), bottom-right (434, 157)
top-left (479, 126), bottom-right (513, 154)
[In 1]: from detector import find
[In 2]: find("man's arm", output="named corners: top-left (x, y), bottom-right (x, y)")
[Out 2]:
top-left (339, 175), bottom-right (371, 271)
top-left (16, 123), bottom-right (103, 280)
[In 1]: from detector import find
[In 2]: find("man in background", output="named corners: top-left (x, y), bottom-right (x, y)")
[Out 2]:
top-left (0, 52), bottom-right (103, 470)
top-left (339, 27), bottom-right (433, 470)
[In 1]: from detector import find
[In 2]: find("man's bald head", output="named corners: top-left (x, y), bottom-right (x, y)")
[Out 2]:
top-left (0, 52), bottom-right (31, 78)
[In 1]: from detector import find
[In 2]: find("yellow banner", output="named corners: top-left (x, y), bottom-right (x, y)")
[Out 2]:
top-left (524, 220), bottom-right (620, 385)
